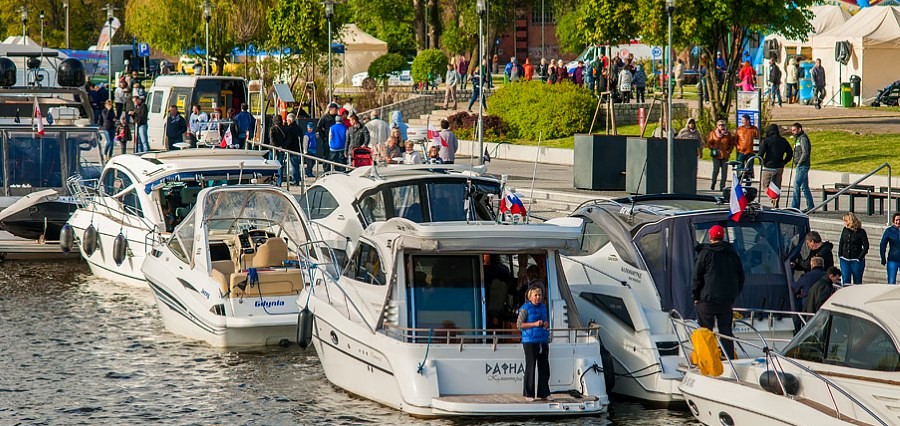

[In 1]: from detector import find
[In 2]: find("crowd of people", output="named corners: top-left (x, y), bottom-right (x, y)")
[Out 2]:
top-left (88, 71), bottom-right (150, 156)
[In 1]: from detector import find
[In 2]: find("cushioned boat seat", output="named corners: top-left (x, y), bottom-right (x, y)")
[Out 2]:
top-left (229, 269), bottom-right (303, 298)
top-left (253, 238), bottom-right (289, 268)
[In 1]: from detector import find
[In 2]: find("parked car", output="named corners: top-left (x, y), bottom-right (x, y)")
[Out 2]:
top-left (351, 70), bottom-right (414, 87)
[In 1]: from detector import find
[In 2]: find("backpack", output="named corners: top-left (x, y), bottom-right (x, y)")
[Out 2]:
top-left (351, 146), bottom-right (374, 167)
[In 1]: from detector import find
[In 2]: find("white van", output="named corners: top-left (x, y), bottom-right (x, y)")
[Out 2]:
top-left (145, 76), bottom-right (248, 150)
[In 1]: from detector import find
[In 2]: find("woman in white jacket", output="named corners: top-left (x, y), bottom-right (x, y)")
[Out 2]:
top-left (785, 57), bottom-right (800, 104)
top-left (618, 67), bottom-right (633, 103)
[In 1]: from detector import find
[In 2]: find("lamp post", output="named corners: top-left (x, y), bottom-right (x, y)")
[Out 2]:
top-left (19, 7), bottom-right (27, 44)
top-left (322, 1), bottom-right (337, 104)
top-left (202, 0), bottom-right (213, 76)
top-left (64, 0), bottom-right (70, 49)
top-left (666, 0), bottom-right (675, 194)
top-left (541, 0), bottom-right (545, 58)
top-left (39, 10), bottom-right (44, 59)
top-left (477, 0), bottom-right (486, 165)
top-left (105, 3), bottom-right (116, 100)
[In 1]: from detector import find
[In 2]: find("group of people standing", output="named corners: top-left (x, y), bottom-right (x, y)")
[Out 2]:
top-left (91, 72), bottom-right (150, 157)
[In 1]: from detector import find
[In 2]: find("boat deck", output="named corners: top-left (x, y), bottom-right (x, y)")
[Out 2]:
top-left (430, 392), bottom-right (605, 416)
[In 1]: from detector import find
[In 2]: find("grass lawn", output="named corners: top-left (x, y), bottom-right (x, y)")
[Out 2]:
top-left (514, 128), bottom-right (900, 175)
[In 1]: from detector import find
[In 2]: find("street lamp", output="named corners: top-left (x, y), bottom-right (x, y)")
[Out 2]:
top-left (541, 0), bottom-right (545, 58)
top-left (39, 10), bottom-right (44, 59)
top-left (666, 0), bottom-right (675, 194)
top-left (19, 6), bottom-right (27, 44)
top-left (64, 0), bottom-right (70, 49)
top-left (477, 0), bottom-right (486, 165)
top-left (202, 0), bottom-right (213, 76)
top-left (322, 1), bottom-right (337, 104)
top-left (105, 3), bottom-right (116, 100)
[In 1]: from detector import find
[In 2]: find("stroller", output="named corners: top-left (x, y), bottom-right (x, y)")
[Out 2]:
top-left (350, 146), bottom-right (374, 167)
top-left (872, 80), bottom-right (900, 107)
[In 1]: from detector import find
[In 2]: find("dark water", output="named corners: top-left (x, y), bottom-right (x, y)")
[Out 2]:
top-left (0, 260), bottom-right (698, 425)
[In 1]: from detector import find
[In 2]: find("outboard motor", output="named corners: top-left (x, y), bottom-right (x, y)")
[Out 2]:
top-left (83, 224), bottom-right (99, 256)
top-left (297, 307), bottom-right (314, 349)
top-left (59, 223), bottom-right (75, 254)
top-left (57, 58), bottom-right (86, 88)
top-left (0, 58), bottom-right (16, 88)
top-left (112, 232), bottom-right (128, 266)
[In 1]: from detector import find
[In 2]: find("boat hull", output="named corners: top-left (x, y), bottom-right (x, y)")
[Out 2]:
top-left (68, 209), bottom-right (155, 287)
top-left (0, 200), bottom-right (77, 240)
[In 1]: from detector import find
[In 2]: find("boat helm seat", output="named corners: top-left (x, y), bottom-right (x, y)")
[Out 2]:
top-left (253, 238), bottom-right (289, 268)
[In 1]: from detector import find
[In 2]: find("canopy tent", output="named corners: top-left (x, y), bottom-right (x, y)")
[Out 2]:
top-left (811, 5), bottom-right (900, 103)
top-left (0, 36), bottom-right (69, 87)
top-left (765, 6), bottom-right (851, 64)
top-left (334, 24), bottom-right (388, 85)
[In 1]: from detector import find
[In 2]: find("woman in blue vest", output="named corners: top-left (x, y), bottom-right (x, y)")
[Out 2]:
top-left (517, 285), bottom-right (551, 401)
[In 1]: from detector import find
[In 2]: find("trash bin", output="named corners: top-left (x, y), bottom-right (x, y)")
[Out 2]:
top-left (850, 75), bottom-right (861, 96)
top-left (841, 83), bottom-right (853, 107)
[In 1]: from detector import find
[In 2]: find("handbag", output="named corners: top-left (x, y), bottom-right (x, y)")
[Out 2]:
top-left (710, 148), bottom-right (719, 158)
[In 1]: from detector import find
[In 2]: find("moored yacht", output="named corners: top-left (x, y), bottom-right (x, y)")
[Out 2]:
top-left (678, 284), bottom-right (900, 426)
top-left (549, 194), bottom-right (810, 404)
top-left (66, 149), bottom-right (279, 286)
top-left (299, 164), bottom-right (500, 265)
top-left (141, 185), bottom-right (333, 348)
top-left (298, 218), bottom-right (611, 416)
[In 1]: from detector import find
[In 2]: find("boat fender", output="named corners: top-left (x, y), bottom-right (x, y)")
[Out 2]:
top-left (83, 224), bottom-right (99, 256)
top-left (297, 307), bottom-right (314, 349)
top-left (113, 232), bottom-right (128, 266)
top-left (690, 327), bottom-right (724, 377)
top-left (599, 344), bottom-right (616, 393)
top-left (59, 223), bottom-right (75, 253)
top-left (758, 370), bottom-right (800, 396)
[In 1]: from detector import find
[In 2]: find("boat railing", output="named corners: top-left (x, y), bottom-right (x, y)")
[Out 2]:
top-left (294, 239), bottom-right (342, 283)
top-left (382, 324), bottom-right (600, 347)
top-left (66, 174), bottom-right (100, 207)
top-left (307, 260), bottom-right (377, 334)
top-left (66, 174), bottom-right (161, 242)
top-left (669, 313), bottom-right (889, 426)
top-left (246, 140), bottom-right (357, 193)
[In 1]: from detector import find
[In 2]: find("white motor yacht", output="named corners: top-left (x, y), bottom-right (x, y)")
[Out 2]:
top-left (142, 185), bottom-right (332, 348)
top-left (549, 194), bottom-right (811, 404)
top-left (678, 284), bottom-right (900, 426)
top-left (299, 164), bottom-right (500, 265)
top-left (66, 149), bottom-right (280, 286)
top-left (297, 218), bottom-right (611, 417)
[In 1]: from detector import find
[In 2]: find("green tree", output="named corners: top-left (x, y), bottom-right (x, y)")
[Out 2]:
top-left (562, 0), bottom-right (814, 120)
top-left (267, 0), bottom-right (349, 84)
top-left (348, 0), bottom-right (416, 56)
top-left (0, 0), bottom-right (128, 49)
top-left (368, 53), bottom-right (406, 87)
top-left (410, 49), bottom-right (447, 84)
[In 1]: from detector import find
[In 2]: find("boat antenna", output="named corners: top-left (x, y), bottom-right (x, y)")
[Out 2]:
top-left (237, 161), bottom-right (244, 184)
top-left (525, 131), bottom-right (542, 224)
top-left (496, 174), bottom-right (507, 223)
top-left (464, 175), bottom-right (473, 224)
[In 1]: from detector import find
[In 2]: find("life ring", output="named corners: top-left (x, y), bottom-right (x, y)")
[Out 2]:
top-left (690, 327), bottom-right (724, 377)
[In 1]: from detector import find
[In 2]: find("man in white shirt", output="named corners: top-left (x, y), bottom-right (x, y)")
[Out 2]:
top-left (437, 119), bottom-right (459, 164)
top-left (187, 104), bottom-right (209, 147)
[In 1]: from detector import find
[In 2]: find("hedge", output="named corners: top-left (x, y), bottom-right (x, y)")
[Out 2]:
top-left (488, 81), bottom-right (596, 140)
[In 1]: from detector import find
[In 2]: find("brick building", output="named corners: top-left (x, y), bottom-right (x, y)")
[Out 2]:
top-left (492, 1), bottom-right (574, 63)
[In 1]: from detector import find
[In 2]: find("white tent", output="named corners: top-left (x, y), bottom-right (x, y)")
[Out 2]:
top-left (0, 36), bottom-right (68, 87)
top-left (334, 24), bottom-right (389, 85)
top-left (766, 5), bottom-right (851, 59)
top-left (811, 6), bottom-right (900, 103)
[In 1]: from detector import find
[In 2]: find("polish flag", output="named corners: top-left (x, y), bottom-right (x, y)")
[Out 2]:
top-left (33, 96), bottom-right (45, 137)
top-left (729, 172), bottom-right (747, 222)
top-left (766, 181), bottom-right (781, 200)
top-left (427, 125), bottom-right (446, 147)
top-left (219, 129), bottom-right (233, 148)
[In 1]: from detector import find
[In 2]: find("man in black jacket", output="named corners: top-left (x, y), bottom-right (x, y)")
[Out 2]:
top-left (692, 225), bottom-right (745, 359)
top-left (758, 123), bottom-right (793, 206)
top-left (805, 266), bottom-right (841, 313)
top-left (284, 113), bottom-right (301, 185)
top-left (316, 103), bottom-right (339, 171)
top-left (792, 231), bottom-right (835, 274)
top-left (791, 256), bottom-right (826, 332)
top-left (164, 105), bottom-right (187, 151)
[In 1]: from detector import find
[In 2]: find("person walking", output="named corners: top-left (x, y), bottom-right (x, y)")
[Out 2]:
top-left (437, 119), bottom-right (458, 164)
top-left (523, 57), bottom-right (534, 81)
top-left (537, 58), bottom-right (550, 83)
top-left (810, 59), bottom-right (826, 109)
top-left (467, 70), bottom-right (487, 112)
top-left (442, 63), bottom-right (459, 110)
top-left (838, 212), bottom-right (868, 284)
top-left (547, 62), bottom-right (558, 85)
top-left (735, 114), bottom-right (759, 178)
top-left (504, 57), bottom-right (522, 83)
top-left (737, 61), bottom-right (756, 91)
top-left (692, 224), bottom-right (744, 359)
top-left (164, 105), bottom-right (187, 151)
top-left (758, 123), bottom-right (793, 207)
top-left (674, 59), bottom-right (685, 99)
top-left (632, 65), bottom-right (647, 103)
top-left (676, 117), bottom-right (702, 158)
top-left (268, 116), bottom-right (287, 185)
top-left (302, 122), bottom-right (318, 178)
top-left (284, 113), bottom-right (302, 185)
top-left (768, 58), bottom-right (783, 107)
top-left (706, 120), bottom-right (735, 191)
top-left (805, 267), bottom-right (841, 313)
top-left (790, 122), bottom-right (814, 210)
top-left (785, 57), bottom-right (800, 104)
top-left (555, 59), bottom-right (568, 84)
top-left (880, 212), bottom-right (900, 284)
top-left (517, 285), bottom-right (552, 401)
top-left (457, 55), bottom-right (468, 91)
top-left (100, 100), bottom-right (117, 159)
top-left (187, 104), bottom-right (209, 148)
top-left (345, 113), bottom-right (370, 160)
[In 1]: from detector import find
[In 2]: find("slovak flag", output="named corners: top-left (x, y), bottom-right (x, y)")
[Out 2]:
top-left (219, 130), bottom-right (233, 148)
top-left (33, 96), bottom-right (44, 137)
top-left (499, 188), bottom-right (527, 216)
top-left (427, 125), bottom-right (446, 147)
top-left (766, 181), bottom-right (781, 200)
top-left (729, 171), bottom-right (747, 222)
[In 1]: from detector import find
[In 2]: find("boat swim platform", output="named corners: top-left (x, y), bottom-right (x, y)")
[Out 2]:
top-left (0, 238), bottom-right (77, 260)
top-left (430, 393), bottom-right (605, 416)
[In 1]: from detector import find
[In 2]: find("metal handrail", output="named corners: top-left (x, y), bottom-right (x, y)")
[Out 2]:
top-left (247, 140), bottom-right (357, 192)
top-left (382, 324), bottom-right (600, 345)
top-left (806, 162), bottom-right (891, 223)
top-left (671, 315), bottom-right (888, 426)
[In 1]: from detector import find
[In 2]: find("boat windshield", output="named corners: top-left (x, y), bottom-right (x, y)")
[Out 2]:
top-left (356, 179), bottom-right (499, 226)
top-left (403, 252), bottom-right (548, 332)
top-left (783, 309), bottom-right (900, 371)
top-left (200, 188), bottom-right (309, 247)
top-left (1, 130), bottom-right (100, 194)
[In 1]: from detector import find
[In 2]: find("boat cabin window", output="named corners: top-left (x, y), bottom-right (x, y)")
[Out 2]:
top-left (300, 186), bottom-right (339, 219)
top-left (7, 132), bottom-right (64, 188)
top-left (579, 220), bottom-right (611, 255)
top-left (119, 189), bottom-right (144, 218)
top-left (426, 182), bottom-right (496, 222)
top-left (101, 169), bottom-right (134, 196)
top-left (356, 180), bottom-right (499, 227)
top-left (784, 311), bottom-right (900, 371)
top-left (160, 183), bottom-right (203, 232)
top-left (167, 209), bottom-right (196, 264)
top-left (391, 185), bottom-right (423, 222)
top-left (359, 191), bottom-right (388, 224)
top-left (405, 253), bottom-right (547, 333)
top-left (343, 242), bottom-right (385, 285)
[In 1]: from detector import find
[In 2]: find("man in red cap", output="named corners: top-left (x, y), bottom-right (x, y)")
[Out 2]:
top-left (691, 224), bottom-right (744, 359)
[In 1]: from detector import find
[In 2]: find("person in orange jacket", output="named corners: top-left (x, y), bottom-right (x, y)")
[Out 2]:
top-left (706, 120), bottom-right (736, 191)
top-left (734, 114), bottom-right (760, 178)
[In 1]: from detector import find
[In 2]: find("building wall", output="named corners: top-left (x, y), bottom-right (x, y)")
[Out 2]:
top-left (493, 3), bottom-right (573, 64)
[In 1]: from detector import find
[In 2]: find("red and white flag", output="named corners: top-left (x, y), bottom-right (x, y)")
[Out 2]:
top-left (766, 181), bottom-right (781, 200)
top-left (33, 96), bottom-right (44, 137)
top-left (427, 125), bottom-right (446, 147)
top-left (219, 129), bottom-right (233, 148)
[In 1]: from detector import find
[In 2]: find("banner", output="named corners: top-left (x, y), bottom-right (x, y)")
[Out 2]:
top-left (95, 17), bottom-right (121, 51)
top-left (735, 89), bottom-right (761, 128)
top-left (58, 50), bottom-right (108, 77)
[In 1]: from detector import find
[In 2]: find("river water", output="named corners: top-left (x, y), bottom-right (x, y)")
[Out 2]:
top-left (0, 260), bottom-right (698, 425)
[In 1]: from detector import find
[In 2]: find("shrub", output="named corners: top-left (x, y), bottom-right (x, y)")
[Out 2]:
top-left (368, 53), bottom-right (407, 84)
top-left (411, 49), bottom-right (448, 84)
top-left (447, 111), bottom-right (509, 143)
top-left (488, 81), bottom-right (596, 140)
